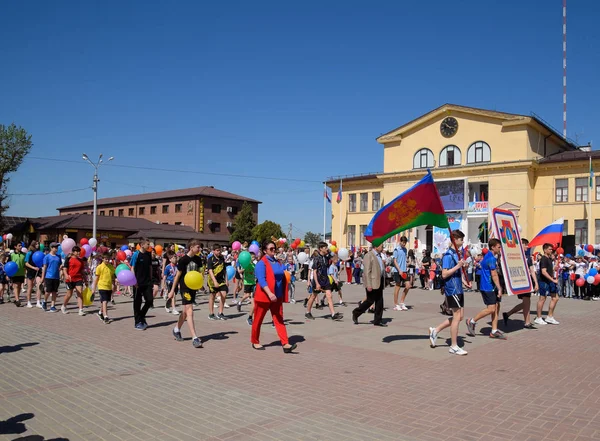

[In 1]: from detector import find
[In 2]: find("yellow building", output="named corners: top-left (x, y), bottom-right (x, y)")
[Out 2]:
top-left (327, 104), bottom-right (597, 253)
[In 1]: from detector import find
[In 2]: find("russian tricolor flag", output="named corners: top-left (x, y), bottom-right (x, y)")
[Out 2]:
top-left (527, 218), bottom-right (564, 249)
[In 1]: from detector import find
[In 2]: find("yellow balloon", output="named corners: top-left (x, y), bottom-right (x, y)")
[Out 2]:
top-left (328, 275), bottom-right (334, 284)
top-left (330, 246), bottom-right (337, 253)
top-left (299, 240), bottom-right (305, 247)
top-left (184, 271), bottom-right (204, 290)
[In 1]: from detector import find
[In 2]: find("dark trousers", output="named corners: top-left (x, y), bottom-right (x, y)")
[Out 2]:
top-left (353, 268), bottom-right (362, 284)
top-left (353, 277), bottom-right (384, 325)
top-left (133, 284), bottom-right (153, 325)
top-left (301, 264), bottom-right (309, 280)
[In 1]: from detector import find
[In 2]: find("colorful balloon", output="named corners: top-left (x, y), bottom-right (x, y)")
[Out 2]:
top-left (338, 248), bottom-right (350, 261)
top-left (155, 245), bottom-right (163, 256)
top-left (587, 275), bottom-right (595, 284)
top-left (120, 245), bottom-right (129, 251)
top-left (82, 244), bottom-right (92, 257)
top-left (115, 263), bottom-right (129, 275)
top-left (117, 269), bottom-right (136, 286)
top-left (125, 249), bottom-right (132, 257)
top-left (297, 252), bottom-right (308, 265)
top-left (284, 271), bottom-right (291, 283)
top-left (6, 233), bottom-right (13, 240)
top-left (576, 277), bottom-right (585, 287)
top-left (117, 251), bottom-right (127, 261)
top-left (556, 247), bottom-right (564, 255)
top-left (226, 265), bottom-right (236, 280)
top-left (5, 261), bottom-right (18, 277)
top-left (80, 238), bottom-right (89, 246)
top-left (184, 271), bottom-right (204, 290)
top-left (61, 238), bottom-right (76, 254)
top-left (248, 244), bottom-right (259, 255)
top-left (88, 238), bottom-right (98, 248)
top-left (590, 268), bottom-right (598, 277)
top-left (238, 251), bottom-right (252, 268)
top-left (587, 244), bottom-right (594, 253)
top-left (32, 251), bottom-right (45, 267)
top-left (232, 241), bottom-right (241, 251)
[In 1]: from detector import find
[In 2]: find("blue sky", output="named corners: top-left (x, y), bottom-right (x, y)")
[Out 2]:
top-left (2, 0), bottom-right (598, 238)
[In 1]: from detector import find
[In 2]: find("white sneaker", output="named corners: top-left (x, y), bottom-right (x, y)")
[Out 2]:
top-left (26, 302), bottom-right (33, 308)
top-left (534, 317), bottom-right (547, 325)
top-left (449, 346), bottom-right (468, 356)
top-left (545, 316), bottom-right (560, 325)
top-left (429, 327), bottom-right (438, 347)
top-left (61, 306), bottom-right (68, 314)
top-left (78, 310), bottom-right (87, 316)
top-left (400, 304), bottom-right (408, 311)
top-left (393, 305), bottom-right (402, 311)
top-left (36, 302), bottom-right (42, 309)
top-left (165, 307), bottom-right (171, 313)
top-left (171, 309), bottom-right (180, 315)
top-left (290, 299), bottom-right (296, 304)
top-left (223, 302), bottom-right (231, 308)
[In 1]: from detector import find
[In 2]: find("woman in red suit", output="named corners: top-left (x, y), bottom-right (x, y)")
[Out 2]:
top-left (252, 240), bottom-right (297, 353)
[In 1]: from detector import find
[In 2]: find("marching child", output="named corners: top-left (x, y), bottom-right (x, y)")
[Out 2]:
top-left (164, 254), bottom-right (179, 315)
top-left (286, 254), bottom-right (297, 303)
top-left (328, 255), bottom-right (345, 305)
top-left (92, 252), bottom-right (116, 323)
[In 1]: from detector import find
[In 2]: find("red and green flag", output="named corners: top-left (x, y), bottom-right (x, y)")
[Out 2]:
top-left (364, 170), bottom-right (449, 246)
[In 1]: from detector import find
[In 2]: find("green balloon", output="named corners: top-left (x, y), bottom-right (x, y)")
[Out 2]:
top-left (115, 263), bottom-right (129, 275)
top-left (238, 251), bottom-right (252, 269)
top-left (39, 244), bottom-right (45, 251)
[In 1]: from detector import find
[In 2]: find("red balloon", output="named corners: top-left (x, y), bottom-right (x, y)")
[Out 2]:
top-left (80, 238), bottom-right (89, 246)
top-left (594, 274), bottom-right (600, 285)
top-left (570, 273), bottom-right (576, 281)
top-left (587, 245), bottom-right (594, 253)
top-left (576, 278), bottom-right (585, 287)
top-left (331, 240), bottom-right (337, 246)
top-left (482, 248), bottom-right (489, 254)
top-left (79, 247), bottom-right (86, 258)
top-left (291, 243), bottom-right (297, 250)
top-left (556, 247), bottom-right (564, 255)
top-left (117, 250), bottom-right (126, 261)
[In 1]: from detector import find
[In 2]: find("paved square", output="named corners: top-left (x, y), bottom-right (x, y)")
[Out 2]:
top-left (1, 282), bottom-right (599, 441)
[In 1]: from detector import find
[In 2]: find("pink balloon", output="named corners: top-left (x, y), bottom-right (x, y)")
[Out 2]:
top-left (232, 241), bottom-right (241, 251)
top-left (576, 278), bottom-right (585, 287)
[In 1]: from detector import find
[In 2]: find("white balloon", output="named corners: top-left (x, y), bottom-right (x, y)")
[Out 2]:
top-left (338, 248), bottom-right (350, 261)
top-left (297, 252), bottom-right (308, 265)
top-left (21, 247), bottom-right (27, 253)
top-left (470, 248), bottom-right (478, 257)
top-left (587, 275), bottom-right (595, 284)
top-left (6, 233), bottom-right (13, 240)
top-left (88, 238), bottom-right (98, 248)
top-left (518, 224), bottom-right (523, 233)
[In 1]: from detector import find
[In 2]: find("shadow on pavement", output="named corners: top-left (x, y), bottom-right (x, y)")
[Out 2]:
top-left (0, 343), bottom-right (39, 354)
top-left (202, 331), bottom-right (238, 342)
top-left (13, 436), bottom-right (70, 441)
top-left (0, 413), bottom-right (33, 435)
top-left (382, 335), bottom-right (429, 343)
top-left (146, 320), bottom-right (178, 329)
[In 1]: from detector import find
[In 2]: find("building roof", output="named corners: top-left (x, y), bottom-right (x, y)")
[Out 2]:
top-left (57, 186), bottom-right (261, 211)
top-left (1, 216), bottom-right (29, 229)
top-left (538, 149), bottom-right (600, 164)
top-left (376, 103), bottom-right (579, 151)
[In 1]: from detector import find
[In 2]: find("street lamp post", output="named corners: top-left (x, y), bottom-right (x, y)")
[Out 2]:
top-left (82, 153), bottom-right (113, 242)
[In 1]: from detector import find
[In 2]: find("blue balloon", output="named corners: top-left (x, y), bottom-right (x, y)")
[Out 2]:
top-left (0, 236), bottom-right (3, 243)
top-left (5, 261), bottom-right (18, 277)
top-left (226, 265), bottom-right (235, 280)
top-left (120, 245), bottom-right (129, 251)
top-left (590, 268), bottom-right (598, 277)
top-left (32, 251), bottom-right (45, 267)
top-left (578, 250), bottom-right (585, 257)
top-left (251, 240), bottom-right (259, 246)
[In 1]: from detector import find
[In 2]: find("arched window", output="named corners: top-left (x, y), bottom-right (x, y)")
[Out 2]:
top-left (413, 148), bottom-right (434, 169)
top-left (467, 141), bottom-right (491, 164)
top-left (439, 145), bottom-right (461, 167)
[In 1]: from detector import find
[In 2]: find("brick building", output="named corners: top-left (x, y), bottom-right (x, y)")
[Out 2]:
top-left (57, 186), bottom-right (260, 243)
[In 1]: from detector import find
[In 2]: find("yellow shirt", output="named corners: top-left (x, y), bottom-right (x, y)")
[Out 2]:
top-left (95, 263), bottom-right (115, 291)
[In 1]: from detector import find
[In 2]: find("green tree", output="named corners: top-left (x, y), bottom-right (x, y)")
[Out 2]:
top-left (252, 220), bottom-right (284, 245)
top-left (304, 231), bottom-right (322, 247)
top-left (0, 123), bottom-right (33, 230)
top-left (229, 201), bottom-right (256, 243)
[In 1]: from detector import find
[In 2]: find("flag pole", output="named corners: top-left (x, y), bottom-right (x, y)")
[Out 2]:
top-left (339, 179), bottom-right (343, 245)
top-left (588, 155), bottom-right (593, 247)
top-left (323, 182), bottom-right (326, 241)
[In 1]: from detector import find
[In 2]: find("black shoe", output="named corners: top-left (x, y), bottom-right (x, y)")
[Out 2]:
top-left (217, 313), bottom-right (226, 320)
top-left (192, 337), bottom-right (203, 348)
top-left (303, 298), bottom-right (308, 307)
top-left (502, 312), bottom-right (509, 327)
top-left (305, 312), bottom-right (315, 320)
top-left (282, 343), bottom-right (297, 353)
top-left (252, 344), bottom-right (265, 350)
top-left (373, 322), bottom-right (388, 327)
top-left (523, 323), bottom-right (537, 329)
top-left (97, 311), bottom-right (104, 322)
top-left (173, 328), bottom-right (183, 342)
top-left (352, 311), bottom-right (359, 325)
top-left (236, 302), bottom-right (242, 313)
top-left (331, 312), bottom-right (343, 321)
top-left (367, 308), bottom-right (374, 314)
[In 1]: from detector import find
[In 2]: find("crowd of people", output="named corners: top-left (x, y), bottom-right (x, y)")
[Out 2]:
top-left (0, 230), bottom-right (592, 356)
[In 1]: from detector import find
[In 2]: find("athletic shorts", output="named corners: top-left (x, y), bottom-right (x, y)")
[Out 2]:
top-left (235, 271), bottom-right (242, 280)
top-left (517, 293), bottom-right (531, 299)
top-left (244, 284), bottom-right (255, 294)
top-left (210, 285), bottom-right (228, 294)
top-left (331, 281), bottom-right (343, 292)
top-left (11, 276), bottom-right (25, 285)
top-left (539, 281), bottom-right (558, 297)
top-left (66, 281), bottom-right (84, 290)
top-left (152, 279), bottom-right (160, 286)
top-left (26, 269), bottom-right (39, 280)
top-left (311, 280), bottom-right (331, 293)
top-left (166, 281), bottom-right (178, 295)
top-left (481, 290), bottom-right (501, 305)
top-left (45, 279), bottom-right (60, 293)
top-left (99, 289), bottom-right (112, 302)
top-left (393, 272), bottom-right (403, 284)
top-left (181, 290), bottom-right (196, 305)
top-left (445, 293), bottom-right (464, 309)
